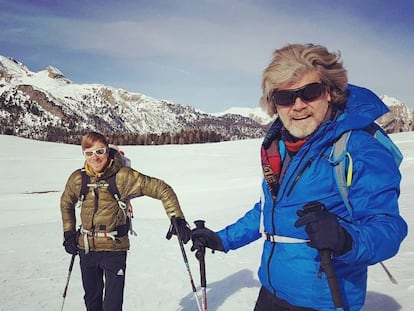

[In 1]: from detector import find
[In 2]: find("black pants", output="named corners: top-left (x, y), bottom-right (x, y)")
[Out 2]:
top-left (79, 250), bottom-right (127, 311)
top-left (254, 286), bottom-right (316, 311)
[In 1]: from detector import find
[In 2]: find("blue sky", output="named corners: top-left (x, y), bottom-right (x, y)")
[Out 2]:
top-left (1, 0), bottom-right (413, 112)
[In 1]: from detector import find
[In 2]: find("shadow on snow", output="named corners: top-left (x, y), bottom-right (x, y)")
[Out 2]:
top-left (179, 269), bottom-right (260, 310)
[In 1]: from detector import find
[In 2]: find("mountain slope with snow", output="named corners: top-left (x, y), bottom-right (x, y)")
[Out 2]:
top-left (212, 106), bottom-right (273, 126)
top-left (0, 55), bottom-right (267, 142)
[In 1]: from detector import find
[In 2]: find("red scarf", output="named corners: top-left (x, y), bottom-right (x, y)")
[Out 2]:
top-left (284, 139), bottom-right (307, 153)
top-left (261, 138), bottom-right (307, 198)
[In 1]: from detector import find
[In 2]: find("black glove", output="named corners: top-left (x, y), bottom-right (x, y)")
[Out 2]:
top-left (294, 208), bottom-right (352, 256)
top-left (166, 217), bottom-right (191, 244)
top-left (191, 225), bottom-right (224, 253)
top-left (63, 230), bottom-right (79, 255)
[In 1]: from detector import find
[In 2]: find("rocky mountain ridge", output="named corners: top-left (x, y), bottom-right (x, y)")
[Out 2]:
top-left (0, 55), bottom-right (266, 144)
top-left (0, 55), bottom-right (412, 145)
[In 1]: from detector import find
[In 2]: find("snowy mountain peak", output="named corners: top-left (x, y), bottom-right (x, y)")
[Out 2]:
top-left (29, 65), bottom-right (72, 88)
top-left (213, 107), bottom-right (273, 126)
top-left (45, 65), bottom-right (69, 81)
top-left (0, 56), bottom-right (72, 90)
top-left (381, 94), bottom-right (404, 107)
top-left (0, 55), bottom-right (32, 82)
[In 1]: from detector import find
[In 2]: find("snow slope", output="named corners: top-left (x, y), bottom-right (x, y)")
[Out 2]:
top-left (0, 132), bottom-right (413, 310)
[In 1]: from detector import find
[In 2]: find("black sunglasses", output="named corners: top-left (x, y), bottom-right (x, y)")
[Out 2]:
top-left (269, 82), bottom-right (326, 107)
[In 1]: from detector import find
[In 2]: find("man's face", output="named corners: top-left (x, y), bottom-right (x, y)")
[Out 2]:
top-left (275, 71), bottom-right (331, 139)
top-left (83, 142), bottom-right (109, 173)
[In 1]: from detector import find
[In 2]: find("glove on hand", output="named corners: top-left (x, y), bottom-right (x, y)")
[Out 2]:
top-left (63, 230), bottom-right (79, 255)
top-left (165, 217), bottom-right (191, 244)
top-left (191, 226), bottom-right (224, 253)
top-left (294, 210), bottom-right (353, 256)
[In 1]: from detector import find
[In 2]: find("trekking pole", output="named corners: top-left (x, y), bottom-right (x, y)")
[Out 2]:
top-left (380, 261), bottom-right (398, 284)
top-left (319, 250), bottom-right (344, 310)
top-left (302, 202), bottom-right (344, 311)
top-left (171, 215), bottom-right (202, 311)
top-left (61, 254), bottom-right (76, 311)
top-left (194, 220), bottom-right (208, 311)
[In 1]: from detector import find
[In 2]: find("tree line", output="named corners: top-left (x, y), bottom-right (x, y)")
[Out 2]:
top-left (1, 125), bottom-right (230, 146)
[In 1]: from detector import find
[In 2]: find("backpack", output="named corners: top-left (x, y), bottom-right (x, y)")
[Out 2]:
top-left (330, 123), bottom-right (403, 217)
top-left (76, 146), bottom-right (137, 236)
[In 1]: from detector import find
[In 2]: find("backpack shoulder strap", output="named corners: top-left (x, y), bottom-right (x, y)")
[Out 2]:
top-left (106, 174), bottom-right (122, 202)
top-left (330, 131), bottom-right (354, 216)
top-left (330, 124), bottom-right (403, 218)
top-left (106, 173), bottom-right (137, 236)
top-left (79, 168), bottom-right (90, 202)
top-left (106, 174), bottom-right (130, 217)
top-left (366, 123), bottom-right (403, 167)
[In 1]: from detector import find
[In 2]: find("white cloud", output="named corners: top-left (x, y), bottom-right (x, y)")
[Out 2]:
top-left (1, 1), bottom-right (413, 110)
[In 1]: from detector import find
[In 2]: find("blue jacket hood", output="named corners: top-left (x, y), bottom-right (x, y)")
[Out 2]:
top-left (334, 84), bottom-right (389, 135)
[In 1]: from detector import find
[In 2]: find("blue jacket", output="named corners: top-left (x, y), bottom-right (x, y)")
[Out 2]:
top-left (216, 85), bottom-right (408, 310)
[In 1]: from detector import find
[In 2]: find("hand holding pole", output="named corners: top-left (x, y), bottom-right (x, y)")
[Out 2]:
top-left (300, 202), bottom-right (344, 310)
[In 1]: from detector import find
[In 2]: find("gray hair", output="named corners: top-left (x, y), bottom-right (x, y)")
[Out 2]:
top-left (260, 43), bottom-right (348, 117)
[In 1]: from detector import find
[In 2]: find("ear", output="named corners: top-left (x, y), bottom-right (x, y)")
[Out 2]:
top-left (326, 90), bottom-right (332, 103)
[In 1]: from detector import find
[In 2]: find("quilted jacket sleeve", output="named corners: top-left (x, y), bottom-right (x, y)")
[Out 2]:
top-left (118, 167), bottom-right (185, 219)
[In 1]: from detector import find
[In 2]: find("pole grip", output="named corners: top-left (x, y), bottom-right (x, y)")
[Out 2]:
top-left (194, 220), bottom-right (205, 229)
top-left (194, 220), bottom-right (206, 260)
top-left (194, 220), bottom-right (207, 289)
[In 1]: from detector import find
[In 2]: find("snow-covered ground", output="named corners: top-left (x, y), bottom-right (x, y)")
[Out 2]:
top-left (0, 132), bottom-right (413, 311)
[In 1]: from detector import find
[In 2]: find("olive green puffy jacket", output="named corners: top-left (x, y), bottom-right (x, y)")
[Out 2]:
top-left (60, 151), bottom-right (185, 252)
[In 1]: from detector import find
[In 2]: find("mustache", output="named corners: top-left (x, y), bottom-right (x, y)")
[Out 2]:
top-left (289, 110), bottom-right (312, 118)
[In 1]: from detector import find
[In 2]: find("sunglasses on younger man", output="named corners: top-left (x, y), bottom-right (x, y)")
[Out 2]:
top-left (83, 147), bottom-right (107, 157)
top-left (269, 82), bottom-right (326, 107)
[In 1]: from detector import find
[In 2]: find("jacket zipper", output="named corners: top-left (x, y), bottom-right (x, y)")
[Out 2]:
top-left (286, 158), bottom-right (313, 196)
top-left (268, 200), bottom-right (277, 292)
top-left (91, 187), bottom-right (99, 250)
top-left (282, 138), bottom-right (316, 197)
top-left (265, 141), bottom-right (315, 292)
top-left (267, 242), bottom-right (277, 292)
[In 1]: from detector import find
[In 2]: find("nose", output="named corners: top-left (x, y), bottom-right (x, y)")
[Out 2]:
top-left (291, 96), bottom-right (307, 110)
top-left (91, 153), bottom-right (101, 160)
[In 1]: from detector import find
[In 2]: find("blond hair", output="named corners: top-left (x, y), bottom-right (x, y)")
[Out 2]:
top-left (260, 43), bottom-right (348, 117)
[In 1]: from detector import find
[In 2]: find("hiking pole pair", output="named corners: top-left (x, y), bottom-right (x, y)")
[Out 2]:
top-left (194, 220), bottom-right (208, 311)
top-left (61, 254), bottom-right (76, 311)
top-left (171, 215), bottom-right (202, 311)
